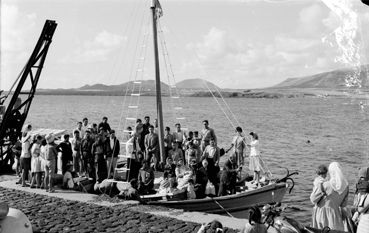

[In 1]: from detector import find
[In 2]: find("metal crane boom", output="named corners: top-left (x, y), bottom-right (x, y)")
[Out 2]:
top-left (0, 20), bottom-right (57, 172)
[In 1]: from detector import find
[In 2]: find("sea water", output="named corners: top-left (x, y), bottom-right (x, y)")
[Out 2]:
top-left (26, 95), bottom-right (369, 225)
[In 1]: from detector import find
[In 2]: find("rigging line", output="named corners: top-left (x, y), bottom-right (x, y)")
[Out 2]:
top-left (157, 22), bottom-right (177, 123)
top-left (101, 0), bottom-right (145, 86)
top-left (157, 21), bottom-right (186, 126)
top-left (162, 22), bottom-right (239, 130)
top-left (116, 3), bottom-right (150, 139)
top-left (200, 78), bottom-right (236, 130)
top-left (212, 85), bottom-right (242, 127)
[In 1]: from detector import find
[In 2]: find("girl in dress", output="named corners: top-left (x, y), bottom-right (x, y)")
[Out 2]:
top-left (30, 135), bottom-right (43, 188)
top-left (247, 132), bottom-right (265, 186)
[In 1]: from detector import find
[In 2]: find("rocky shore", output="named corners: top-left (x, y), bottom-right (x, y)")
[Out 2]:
top-left (0, 184), bottom-right (238, 233)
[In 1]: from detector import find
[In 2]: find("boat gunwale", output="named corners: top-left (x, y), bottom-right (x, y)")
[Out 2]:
top-left (145, 182), bottom-right (288, 204)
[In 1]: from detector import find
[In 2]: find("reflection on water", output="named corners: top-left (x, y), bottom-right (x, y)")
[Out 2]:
top-left (27, 95), bottom-right (369, 224)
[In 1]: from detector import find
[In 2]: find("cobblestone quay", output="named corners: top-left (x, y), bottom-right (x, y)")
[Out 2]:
top-left (0, 187), bottom-right (237, 233)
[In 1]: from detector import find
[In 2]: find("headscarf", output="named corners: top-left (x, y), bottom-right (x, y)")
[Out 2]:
top-left (328, 162), bottom-right (348, 195)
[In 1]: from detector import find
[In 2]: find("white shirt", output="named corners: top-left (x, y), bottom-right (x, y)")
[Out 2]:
top-left (249, 140), bottom-right (260, 157)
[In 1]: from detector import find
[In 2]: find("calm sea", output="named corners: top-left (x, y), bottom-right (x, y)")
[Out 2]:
top-left (26, 95), bottom-right (369, 224)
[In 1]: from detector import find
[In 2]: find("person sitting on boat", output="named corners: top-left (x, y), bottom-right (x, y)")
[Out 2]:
top-left (98, 116), bottom-right (111, 133)
top-left (164, 157), bottom-right (176, 178)
top-left (185, 141), bottom-right (199, 165)
top-left (144, 125), bottom-right (159, 170)
top-left (163, 126), bottom-right (173, 162)
top-left (201, 138), bottom-right (220, 192)
top-left (218, 154), bottom-right (240, 196)
top-left (169, 141), bottom-right (184, 165)
top-left (226, 126), bottom-right (246, 167)
top-left (195, 159), bottom-right (209, 199)
top-left (175, 159), bottom-right (193, 189)
top-left (158, 171), bottom-right (171, 194)
top-left (200, 120), bottom-right (217, 151)
top-left (138, 160), bottom-right (155, 195)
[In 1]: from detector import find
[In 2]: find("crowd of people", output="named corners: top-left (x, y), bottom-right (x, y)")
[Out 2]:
top-left (13, 115), bottom-right (268, 198)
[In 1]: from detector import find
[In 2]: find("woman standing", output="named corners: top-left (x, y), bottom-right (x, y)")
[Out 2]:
top-left (247, 132), bottom-right (264, 186)
top-left (310, 162), bottom-right (349, 231)
top-left (30, 135), bottom-right (43, 188)
top-left (20, 124), bottom-right (32, 187)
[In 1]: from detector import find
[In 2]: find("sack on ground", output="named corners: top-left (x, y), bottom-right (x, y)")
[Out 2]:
top-left (205, 181), bottom-right (215, 195)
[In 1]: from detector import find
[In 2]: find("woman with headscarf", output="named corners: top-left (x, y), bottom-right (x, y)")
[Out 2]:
top-left (353, 167), bottom-right (369, 233)
top-left (310, 162), bottom-right (349, 231)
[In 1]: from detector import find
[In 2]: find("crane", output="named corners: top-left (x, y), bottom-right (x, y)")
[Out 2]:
top-left (0, 20), bottom-right (57, 173)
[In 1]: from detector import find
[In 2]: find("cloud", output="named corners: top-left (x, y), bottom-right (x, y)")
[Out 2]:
top-left (60, 30), bottom-right (126, 64)
top-left (1, 3), bottom-right (38, 90)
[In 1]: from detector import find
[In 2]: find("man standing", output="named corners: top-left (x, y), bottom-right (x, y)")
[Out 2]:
top-left (80, 130), bottom-right (94, 178)
top-left (142, 116), bottom-right (152, 137)
top-left (218, 154), bottom-right (240, 196)
top-left (144, 125), bottom-right (159, 169)
top-left (92, 134), bottom-right (107, 183)
top-left (81, 117), bottom-right (89, 138)
top-left (56, 134), bottom-right (73, 174)
top-left (106, 129), bottom-right (120, 178)
top-left (201, 138), bottom-right (220, 191)
top-left (200, 120), bottom-right (217, 152)
top-left (98, 116), bottom-right (111, 133)
top-left (163, 127), bottom-right (174, 162)
top-left (226, 126), bottom-right (246, 167)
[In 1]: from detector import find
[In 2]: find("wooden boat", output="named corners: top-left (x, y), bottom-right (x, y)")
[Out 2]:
top-left (140, 170), bottom-right (297, 218)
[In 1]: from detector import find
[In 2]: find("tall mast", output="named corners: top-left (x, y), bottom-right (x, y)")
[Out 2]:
top-left (151, 0), bottom-right (165, 164)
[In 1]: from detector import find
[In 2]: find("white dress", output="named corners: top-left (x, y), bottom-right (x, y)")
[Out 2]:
top-left (30, 143), bottom-right (42, 173)
top-left (249, 140), bottom-right (265, 172)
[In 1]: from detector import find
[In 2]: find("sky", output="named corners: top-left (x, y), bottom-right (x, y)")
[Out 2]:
top-left (1, 0), bottom-right (369, 90)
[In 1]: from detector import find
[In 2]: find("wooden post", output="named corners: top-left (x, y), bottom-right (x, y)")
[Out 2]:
top-left (151, 1), bottom-right (165, 165)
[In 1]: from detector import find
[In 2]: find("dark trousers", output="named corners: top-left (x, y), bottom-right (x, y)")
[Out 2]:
top-left (95, 154), bottom-right (107, 183)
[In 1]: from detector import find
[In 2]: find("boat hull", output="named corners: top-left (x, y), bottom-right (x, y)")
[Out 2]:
top-left (146, 182), bottom-right (288, 219)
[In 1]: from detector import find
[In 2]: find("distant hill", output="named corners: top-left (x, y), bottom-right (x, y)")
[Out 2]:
top-left (78, 80), bottom-right (170, 93)
top-left (176, 79), bottom-right (220, 90)
top-left (36, 79), bottom-right (217, 96)
top-left (272, 65), bottom-right (369, 89)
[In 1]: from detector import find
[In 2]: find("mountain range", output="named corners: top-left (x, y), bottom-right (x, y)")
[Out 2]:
top-left (36, 65), bottom-right (369, 97)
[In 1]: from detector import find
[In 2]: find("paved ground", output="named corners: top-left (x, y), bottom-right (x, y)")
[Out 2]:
top-left (0, 175), bottom-right (240, 233)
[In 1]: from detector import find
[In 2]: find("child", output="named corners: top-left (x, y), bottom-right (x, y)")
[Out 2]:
top-left (241, 206), bottom-right (267, 233)
top-left (313, 165), bottom-right (328, 197)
